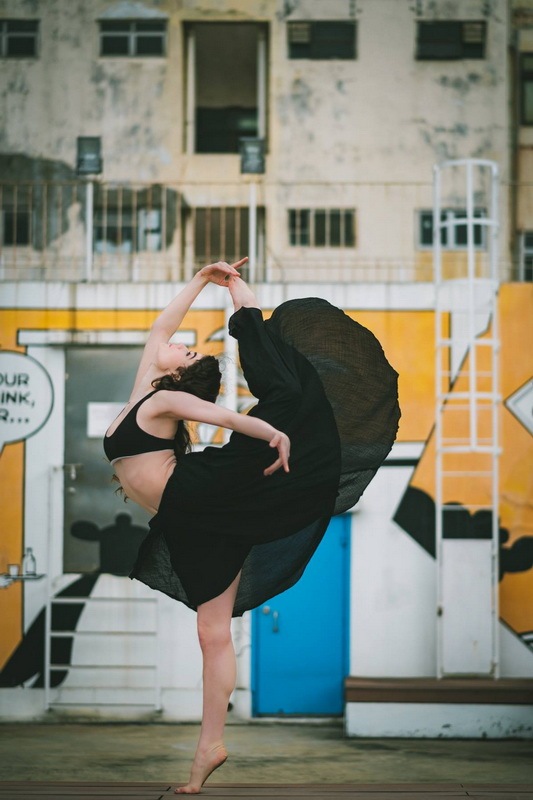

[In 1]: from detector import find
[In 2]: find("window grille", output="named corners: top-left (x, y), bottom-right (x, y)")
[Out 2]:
top-left (194, 207), bottom-right (253, 266)
top-left (99, 20), bottom-right (166, 57)
top-left (287, 21), bottom-right (356, 60)
top-left (1, 209), bottom-right (31, 246)
top-left (520, 54), bottom-right (533, 125)
top-left (519, 231), bottom-right (533, 281)
top-left (0, 20), bottom-right (39, 57)
top-left (289, 209), bottom-right (356, 247)
top-left (416, 20), bottom-right (486, 60)
top-left (418, 209), bottom-right (486, 250)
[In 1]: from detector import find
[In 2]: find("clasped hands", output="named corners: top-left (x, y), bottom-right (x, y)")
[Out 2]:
top-left (198, 257), bottom-right (247, 286)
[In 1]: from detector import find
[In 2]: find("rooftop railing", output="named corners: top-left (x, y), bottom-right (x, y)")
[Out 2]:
top-left (0, 180), bottom-right (521, 283)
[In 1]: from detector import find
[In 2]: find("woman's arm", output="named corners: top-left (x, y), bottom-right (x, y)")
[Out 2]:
top-left (155, 390), bottom-right (290, 476)
top-left (227, 275), bottom-right (260, 312)
top-left (131, 259), bottom-right (246, 395)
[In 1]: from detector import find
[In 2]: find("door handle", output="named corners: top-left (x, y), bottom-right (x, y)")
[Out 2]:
top-left (272, 610), bottom-right (279, 634)
top-left (62, 463), bottom-right (83, 481)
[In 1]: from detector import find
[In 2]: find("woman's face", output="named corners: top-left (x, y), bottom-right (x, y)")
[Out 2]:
top-left (157, 342), bottom-right (203, 372)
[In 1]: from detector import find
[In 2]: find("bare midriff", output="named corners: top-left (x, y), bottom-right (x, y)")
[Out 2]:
top-left (112, 450), bottom-right (177, 515)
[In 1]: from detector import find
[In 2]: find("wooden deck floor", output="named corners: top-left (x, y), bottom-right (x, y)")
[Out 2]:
top-left (0, 782), bottom-right (532, 799)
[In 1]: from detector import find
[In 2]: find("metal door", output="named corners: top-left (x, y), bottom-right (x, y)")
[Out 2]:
top-left (252, 515), bottom-right (350, 716)
top-left (64, 346), bottom-right (148, 574)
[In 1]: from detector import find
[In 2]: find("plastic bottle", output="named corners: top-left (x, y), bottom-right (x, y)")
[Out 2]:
top-left (22, 547), bottom-right (36, 576)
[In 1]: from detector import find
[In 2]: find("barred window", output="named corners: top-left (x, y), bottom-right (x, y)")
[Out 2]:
top-left (418, 209), bottom-right (486, 249)
top-left (99, 20), bottom-right (166, 57)
top-left (288, 21), bottom-right (356, 60)
top-left (289, 209), bottom-right (356, 247)
top-left (194, 207), bottom-right (250, 264)
top-left (520, 231), bottom-right (533, 281)
top-left (94, 208), bottom-right (162, 253)
top-left (2, 209), bottom-right (31, 246)
top-left (520, 54), bottom-right (533, 125)
top-left (416, 21), bottom-right (486, 60)
top-left (0, 20), bottom-right (39, 58)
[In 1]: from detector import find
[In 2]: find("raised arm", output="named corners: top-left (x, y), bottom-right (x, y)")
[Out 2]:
top-left (227, 275), bottom-right (260, 312)
top-left (154, 390), bottom-right (290, 476)
top-left (131, 259), bottom-right (247, 395)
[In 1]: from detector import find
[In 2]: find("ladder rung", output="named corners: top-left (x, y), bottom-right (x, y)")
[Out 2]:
top-left (437, 445), bottom-right (500, 454)
top-left (50, 663), bottom-right (156, 670)
top-left (442, 471), bottom-right (493, 477)
top-left (47, 701), bottom-right (159, 707)
top-left (437, 338), bottom-right (497, 346)
top-left (50, 596), bottom-right (156, 604)
top-left (50, 630), bottom-right (156, 637)
top-left (438, 392), bottom-right (497, 400)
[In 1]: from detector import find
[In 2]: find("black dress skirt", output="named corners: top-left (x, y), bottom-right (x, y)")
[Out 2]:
top-left (130, 299), bottom-right (400, 616)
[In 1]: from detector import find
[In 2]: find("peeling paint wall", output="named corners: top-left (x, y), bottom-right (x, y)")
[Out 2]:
top-left (0, 0), bottom-right (510, 276)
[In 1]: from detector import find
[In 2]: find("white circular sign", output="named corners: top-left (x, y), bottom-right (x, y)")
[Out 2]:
top-left (0, 351), bottom-right (54, 454)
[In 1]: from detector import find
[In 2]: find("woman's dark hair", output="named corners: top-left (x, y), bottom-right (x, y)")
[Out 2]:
top-left (151, 355), bottom-right (222, 457)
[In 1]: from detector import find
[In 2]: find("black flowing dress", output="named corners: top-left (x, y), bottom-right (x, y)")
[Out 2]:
top-left (130, 298), bottom-right (400, 616)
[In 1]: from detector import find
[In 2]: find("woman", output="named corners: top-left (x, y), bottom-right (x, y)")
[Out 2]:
top-left (104, 258), bottom-right (400, 794)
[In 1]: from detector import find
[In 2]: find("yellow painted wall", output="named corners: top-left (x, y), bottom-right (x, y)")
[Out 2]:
top-left (1, 290), bottom-right (531, 668)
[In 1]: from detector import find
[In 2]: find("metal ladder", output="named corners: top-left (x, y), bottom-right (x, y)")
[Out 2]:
top-left (433, 158), bottom-right (500, 678)
top-left (44, 586), bottom-right (162, 712)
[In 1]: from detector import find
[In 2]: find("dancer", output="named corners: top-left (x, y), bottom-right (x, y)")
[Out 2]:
top-left (104, 258), bottom-right (400, 793)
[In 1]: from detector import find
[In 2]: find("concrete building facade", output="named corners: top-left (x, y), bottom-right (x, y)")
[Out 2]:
top-left (0, 0), bottom-right (532, 736)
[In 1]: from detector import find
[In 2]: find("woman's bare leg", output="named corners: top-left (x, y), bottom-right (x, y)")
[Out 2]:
top-left (175, 571), bottom-right (241, 795)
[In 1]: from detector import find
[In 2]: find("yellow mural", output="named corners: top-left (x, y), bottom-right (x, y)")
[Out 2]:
top-left (1, 290), bottom-right (532, 673)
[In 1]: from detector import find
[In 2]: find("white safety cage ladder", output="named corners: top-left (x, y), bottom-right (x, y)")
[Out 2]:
top-left (433, 158), bottom-right (500, 679)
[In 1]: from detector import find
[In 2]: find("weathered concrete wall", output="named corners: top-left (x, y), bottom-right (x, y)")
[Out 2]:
top-left (0, 0), bottom-right (511, 275)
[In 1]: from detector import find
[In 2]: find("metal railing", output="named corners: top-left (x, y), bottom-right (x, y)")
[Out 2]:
top-left (0, 179), bottom-right (522, 283)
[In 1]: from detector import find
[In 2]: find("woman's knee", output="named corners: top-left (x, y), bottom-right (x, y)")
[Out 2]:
top-left (197, 615), bottom-right (232, 653)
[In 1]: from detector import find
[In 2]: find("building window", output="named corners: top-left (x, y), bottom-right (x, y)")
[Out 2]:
top-left (287, 21), bottom-right (356, 59)
top-left (194, 207), bottom-right (249, 264)
top-left (94, 207), bottom-right (162, 253)
top-left (519, 232), bottom-right (533, 281)
top-left (416, 21), bottom-right (486, 60)
top-left (289, 209), bottom-right (356, 247)
top-left (520, 54), bottom-right (533, 125)
top-left (99, 20), bottom-right (166, 57)
top-left (418, 209), bottom-right (486, 250)
top-left (0, 20), bottom-right (39, 57)
top-left (2, 209), bottom-right (31, 245)
top-left (189, 23), bottom-right (266, 154)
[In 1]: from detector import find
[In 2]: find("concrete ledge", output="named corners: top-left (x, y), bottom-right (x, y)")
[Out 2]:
top-left (345, 677), bottom-right (533, 705)
top-left (345, 701), bottom-right (533, 739)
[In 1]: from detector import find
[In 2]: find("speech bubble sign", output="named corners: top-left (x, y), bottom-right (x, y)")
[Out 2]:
top-left (0, 351), bottom-right (54, 456)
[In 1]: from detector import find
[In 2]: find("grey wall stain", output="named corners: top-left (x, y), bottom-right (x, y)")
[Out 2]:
top-left (290, 77), bottom-right (313, 119)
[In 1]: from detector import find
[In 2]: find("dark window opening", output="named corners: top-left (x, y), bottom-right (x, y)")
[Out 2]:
top-left (99, 20), bottom-right (166, 57)
top-left (419, 209), bottom-right (486, 249)
top-left (521, 232), bottom-right (533, 281)
top-left (288, 21), bottom-right (356, 59)
top-left (416, 20), bottom-right (486, 60)
top-left (520, 54), bottom-right (533, 125)
top-left (194, 207), bottom-right (249, 264)
top-left (0, 19), bottom-right (39, 58)
top-left (3, 210), bottom-right (31, 245)
top-left (94, 209), bottom-right (163, 254)
top-left (289, 209), bottom-right (355, 247)
top-left (192, 23), bottom-right (265, 154)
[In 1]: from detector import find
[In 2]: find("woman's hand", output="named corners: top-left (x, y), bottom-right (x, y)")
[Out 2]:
top-left (198, 258), bottom-right (247, 286)
top-left (228, 275), bottom-right (260, 311)
top-left (264, 431), bottom-right (291, 476)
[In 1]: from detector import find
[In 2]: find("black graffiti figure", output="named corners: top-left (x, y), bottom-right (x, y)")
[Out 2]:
top-left (0, 513), bottom-right (148, 689)
top-left (71, 513), bottom-right (148, 576)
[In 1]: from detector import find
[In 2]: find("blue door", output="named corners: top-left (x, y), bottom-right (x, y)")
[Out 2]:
top-left (252, 515), bottom-right (350, 716)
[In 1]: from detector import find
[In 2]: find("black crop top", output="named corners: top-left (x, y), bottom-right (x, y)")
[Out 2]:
top-left (103, 390), bottom-right (175, 464)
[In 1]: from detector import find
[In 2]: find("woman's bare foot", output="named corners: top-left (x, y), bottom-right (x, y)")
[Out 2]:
top-left (175, 743), bottom-right (228, 794)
